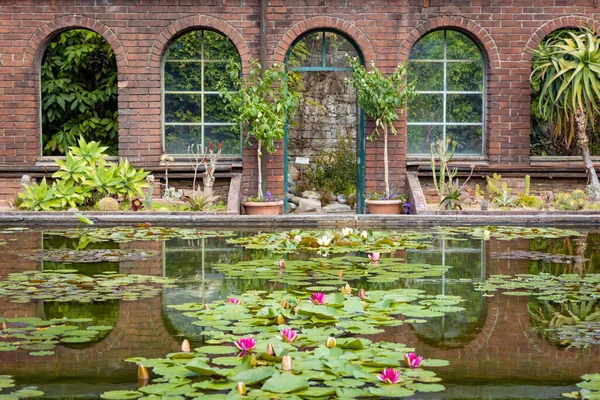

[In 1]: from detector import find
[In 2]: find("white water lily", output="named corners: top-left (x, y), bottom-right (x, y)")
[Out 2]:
top-left (317, 236), bottom-right (332, 246)
top-left (293, 235), bottom-right (302, 242)
top-left (341, 227), bottom-right (353, 237)
top-left (360, 231), bottom-right (368, 239)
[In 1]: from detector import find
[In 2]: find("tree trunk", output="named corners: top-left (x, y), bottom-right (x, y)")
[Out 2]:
top-left (257, 139), bottom-right (264, 200)
top-left (575, 109), bottom-right (600, 199)
top-left (383, 124), bottom-right (389, 198)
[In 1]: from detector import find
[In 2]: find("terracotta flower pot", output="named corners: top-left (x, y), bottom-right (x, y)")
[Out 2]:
top-left (365, 199), bottom-right (402, 214)
top-left (242, 200), bottom-right (283, 215)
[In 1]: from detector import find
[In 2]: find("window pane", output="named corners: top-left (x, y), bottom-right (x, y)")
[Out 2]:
top-left (408, 94), bottom-right (443, 123)
top-left (407, 125), bottom-right (443, 154)
top-left (204, 94), bottom-right (235, 123)
top-left (203, 30), bottom-right (239, 61)
top-left (447, 94), bottom-right (483, 123)
top-left (205, 125), bottom-right (241, 155)
top-left (446, 30), bottom-right (481, 60)
top-left (164, 62), bottom-right (202, 91)
top-left (447, 62), bottom-right (483, 91)
top-left (410, 30), bottom-right (444, 60)
top-left (447, 125), bottom-right (483, 155)
top-left (165, 94), bottom-right (202, 123)
top-left (204, 62), bottom-right (232, 91)
top-left (408, 61), bottom-right (443, 91)
top-left (165, 125), bottom-right (203, 154)
top-left (289, 32), bottom-right (322, 68)
top-left (325, 32), bottom-right (357, 67)
top-left (166, 31), bottom-right (202, 60)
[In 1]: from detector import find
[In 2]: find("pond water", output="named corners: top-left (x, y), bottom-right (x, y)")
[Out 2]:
top-left (0, 226), bottom-right (598, 399)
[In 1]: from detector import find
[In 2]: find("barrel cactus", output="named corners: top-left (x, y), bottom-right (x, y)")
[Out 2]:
top-left (97, 197), bottom-right (120, 212)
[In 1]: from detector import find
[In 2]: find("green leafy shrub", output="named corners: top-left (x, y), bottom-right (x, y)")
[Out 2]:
top-left (17, 178), bottom-right (61, 211)
top-left (439, 180), bottom-right (465, 210)
top-left (516, 194), bottom-right (543, 209)
top-left (305, 130), bottom-right (356, 196)
top-left (97, 197), bottom-right (120, 211)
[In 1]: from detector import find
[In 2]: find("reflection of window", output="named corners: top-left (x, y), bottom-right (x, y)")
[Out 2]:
top-left (163, 30), bottom-right (241, 155)
top-left (407, 30), bottom-right (485, 155)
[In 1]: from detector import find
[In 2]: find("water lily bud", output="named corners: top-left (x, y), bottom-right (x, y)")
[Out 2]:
top-left (265, 343), bottom-right (275, 356)
top-left (137, 364), bottom-right (149, 380)
top-left (338, 269), bottom-right (344, 277)
top-left (340, 283), bottom-right (352, 295)
top-left (279, 259), bottom-right (286, 268)
top-left (249, 353), bottom-right (257, 367)
top-left (203, 304), bottom-right (210, 310)
top-left (1, 322), bottom-right (6, 331)
top-left (275, 314), bottom-right (285, 325)
top-left (358, 288), bottom-right (366, 299)
top-left (281, 355), bottom-right (292, 371)
top-left (280, 299), bottom-right (290, 309)
top-left (236, 381), bottom-right (247, 395)
top-left (326, 337), bottom-right (337, 348)
top-left (181, 339), bottom-right (191, 352)
top-left (292, 306), bottom-right (299, 315)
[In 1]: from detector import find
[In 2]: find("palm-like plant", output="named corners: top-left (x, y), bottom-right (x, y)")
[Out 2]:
top-left (531, 27), bottom-right (600, 197)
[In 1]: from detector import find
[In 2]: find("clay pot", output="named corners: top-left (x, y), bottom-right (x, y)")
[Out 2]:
top-left (242, 200), bottom-right (283, 215)
top-left (365, 199), bottom-right (403, 214)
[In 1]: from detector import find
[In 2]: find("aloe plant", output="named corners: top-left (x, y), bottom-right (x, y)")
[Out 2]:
top-left (531, 27), bottom-right (600, 197)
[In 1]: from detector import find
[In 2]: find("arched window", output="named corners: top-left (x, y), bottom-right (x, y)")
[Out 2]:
top-left (163, 30), bottom-right (241, 155)
top-left (407, 30), bottom-right (485, 156)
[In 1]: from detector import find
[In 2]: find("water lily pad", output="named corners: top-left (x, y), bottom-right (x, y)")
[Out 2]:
top-left (100, 391), bottom-right (143, 399)
top-left (195, 346), bottom-right (236, 355)
top-left (261, 372), bottom-right (310, 393)
top-left (230, 367), bottom-right (275, 385)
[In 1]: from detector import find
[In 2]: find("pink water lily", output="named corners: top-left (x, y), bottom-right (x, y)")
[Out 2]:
top-left (308, 292), bottom-right (325, 305)
top-left (377, 368), bottom-right (402, 384)
top-left (278, 328), bottom-right (297, 343)
top-left (234, 337), bottom-right (256, 353)
top-left (368, 252), bottom-right (380, 262)
top-left (358, 288), bottom-right (366, 300)
top-left (404, 352), bottom-right (423, 368)
top-left (279, 260), bottom-right (286, 268)
top-left (227, 297), bottom-right (241, 304)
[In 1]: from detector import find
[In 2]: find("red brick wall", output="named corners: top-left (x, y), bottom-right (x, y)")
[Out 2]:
top-left (1, 1), bottom-right (599, 200)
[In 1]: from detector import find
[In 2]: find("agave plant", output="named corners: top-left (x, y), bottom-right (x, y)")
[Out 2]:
top-left (17, 178), bottom-right (62, 211)
top-left (531, 27), bottom-right (600, 197)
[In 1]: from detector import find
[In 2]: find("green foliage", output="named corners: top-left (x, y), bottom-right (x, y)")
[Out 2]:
top-left (220, 59), bottom-right (301, 199)
top-left (17, 178), bottom-right (62, 211)
top-left (439, 180), bottom-right (465, 210)
top-left (524, 175), bottom-right (531, 196)
top-left (493, 189), bottom-right (516, 208)
top-left (41, 29), bottom-right (118, 155)
top-left (515, 194), bottom-right (543, 209)
top-left (97, 197), bottom-right (120, 212)
top-left (183, 191), bottom-right (219, 211)
top-left (54, 179), bottom-right (86, 209)
top-left (305, 130), bottom-right (356, 196)
top-left (553, 190), bottom-right (589, 210)
top-left (485, 173), bottom-right (503, 199)
top-left (114, 158), bottom-right (149, 199)
top-left (430, 137), bottom-right (473, 210)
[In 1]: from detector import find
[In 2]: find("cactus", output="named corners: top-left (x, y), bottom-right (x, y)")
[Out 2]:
top-left (524, 175), bottom-right (530, 196)
top-left (485, 173), bottom-right (502, 198)
top-left (571, 189), bottom-right (587, 201)
top-left (97, 197), bottom-right (119, 211)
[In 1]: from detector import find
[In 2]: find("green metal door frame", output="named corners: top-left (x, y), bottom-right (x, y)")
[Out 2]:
top-left (283, 30), bottom-right (365, 214)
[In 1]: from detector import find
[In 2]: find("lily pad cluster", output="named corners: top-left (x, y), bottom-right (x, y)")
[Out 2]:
top-left (0, 317), bottom-right (112, 356)
top-left (489, 251), bottom-right (588, 264)
top-left (212, 256), bottom-right (449, 287)
top-left (0, 271), bottom-right (177, 303)
top-left (436, 226), bottom-right (583, 241)
top-left (102, 286), bottom-right (457, 399)
top-left (23, 248), bottom-right (159, 264)
top-left (46, 226), bottom-right (235, 244)
top-left (563, 373), bottom-right (600, 399)
top-left (0, 374), bottom-right (44, 399)
top-left (227, 229), bottom-right (430, 254)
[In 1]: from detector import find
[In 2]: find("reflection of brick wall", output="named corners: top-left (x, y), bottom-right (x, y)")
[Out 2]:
top-left (119, 241), bottom-right (163, 276)
top-left (0, 232), bottom-right (41, 279)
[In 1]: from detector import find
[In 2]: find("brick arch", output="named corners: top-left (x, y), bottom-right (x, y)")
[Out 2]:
top-left (521, 15), bottom-right (600, 63)
top-left (23, 15), bottom-right (128, 71)
top-left (148, 15), bottom-right (251, 74)
top-left (398, 16), bottom-right (500, 70)
top-left (273, 16), bottom-right (375, 67)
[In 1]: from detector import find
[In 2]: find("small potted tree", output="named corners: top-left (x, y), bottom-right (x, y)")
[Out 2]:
top-left (220, 59), bottom-right (300, 215)
top-left (347, 57), bottom-right (415, 214)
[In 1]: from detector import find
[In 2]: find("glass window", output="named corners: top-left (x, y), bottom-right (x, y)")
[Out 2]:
top-left (407, 30), bottom-right (485, 156)
top-left (163, 30), bottom-right (241, 155)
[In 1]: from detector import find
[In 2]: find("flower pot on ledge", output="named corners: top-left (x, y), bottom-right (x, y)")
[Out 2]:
top-left (241, 200), bottom-right (283, 215)
top-left (365, 199), bottom-right (402, 215)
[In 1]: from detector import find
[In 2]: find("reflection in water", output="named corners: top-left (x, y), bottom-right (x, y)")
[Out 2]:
top-left (1, 229), bottom-right (600, 397)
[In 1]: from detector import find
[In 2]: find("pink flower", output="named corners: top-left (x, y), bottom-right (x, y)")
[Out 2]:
top-left (358, 288), bottom-right (366, 299)
top-left (234, 337), bottom-right (256, 353)
top-left (404, 353), bottom-right (423, 368)
top-left (227, 297), bottom-right (241, 304)
top-left (278, 328), bottom-right (297, 343)
top-left (279, 260), bottom-right (286, 268)
top-left (308, 292), bottom-right (325, 305)
top-left (377, 368), bottom-right (402, 384)
top-left (368, 252), bottom-right (380, 262)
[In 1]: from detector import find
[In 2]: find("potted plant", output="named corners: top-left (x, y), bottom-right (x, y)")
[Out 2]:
top-left (220, 59), bottom-right (300, 215)
top-left (347, 57), bottom-right (415, 214)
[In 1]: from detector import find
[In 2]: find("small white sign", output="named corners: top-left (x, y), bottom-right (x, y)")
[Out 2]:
top-left (295, 157), bottom-right (310, 165)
